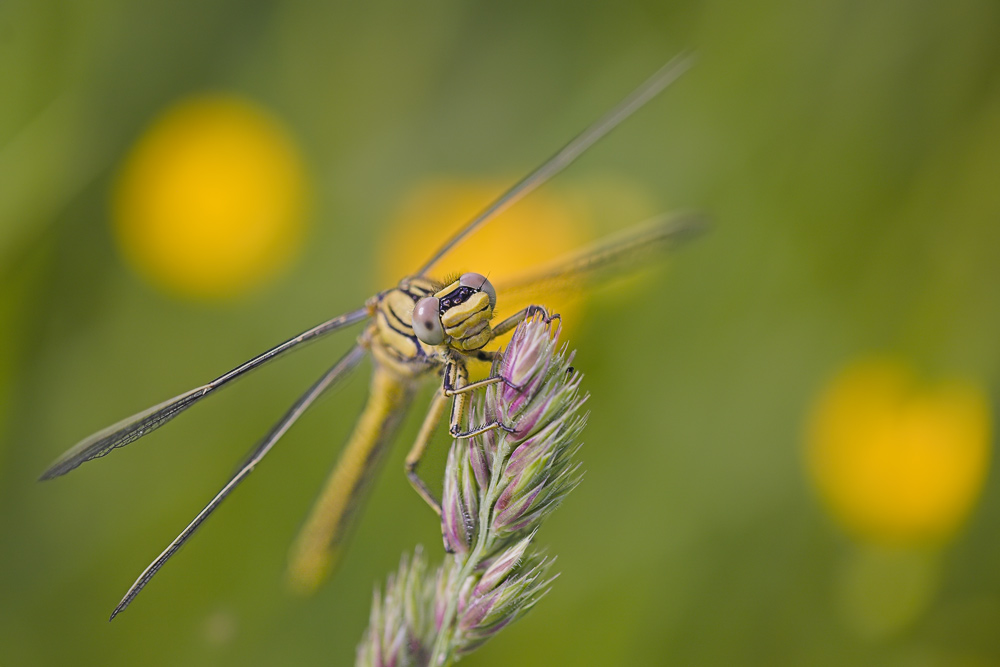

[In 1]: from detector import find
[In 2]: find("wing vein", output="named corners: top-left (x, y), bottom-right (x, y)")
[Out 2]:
top-left (40, 306), bottom-right (371, 480)
top-left (109, 343), bottom-right (368, 620)
top-left (414, 52), bottom-right (695, 276)
top-left (497, 211), bottom-right (707, 296)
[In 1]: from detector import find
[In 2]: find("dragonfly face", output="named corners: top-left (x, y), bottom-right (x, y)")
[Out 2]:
top-left (418, 272), bottom-right (497, 352)
top-left (369, 272), bottom-right (497, 379)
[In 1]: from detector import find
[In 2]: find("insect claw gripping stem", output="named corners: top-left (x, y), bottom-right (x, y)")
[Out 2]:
top-left (527, 305), bottom-right (561, 325)
top-left (450, 421), bottom-right (500, 439)
top-left (493, 307), bottom-right (562, 394)
top-left (501, 376), bottom-right (526, 392)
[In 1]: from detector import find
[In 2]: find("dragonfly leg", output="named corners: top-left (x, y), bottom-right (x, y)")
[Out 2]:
top-left (475, 305), bottom-right (563, 393)
top-left (437, 306), bottom-right (560, 407)
top-left (443, 360), bottom-right (515, 438)
top-left (491, 304), bottom-right (560, 338)
top-left (456, 305), bottom-right (560, 395)
top-left (443, 374), bottom-right (504, 396)
top-left (454, 419), bottom-right (515, 438)
top-left (404, 389), bottom-right (449, 516)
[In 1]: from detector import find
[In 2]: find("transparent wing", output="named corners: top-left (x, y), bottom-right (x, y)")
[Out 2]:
top-left (109, 343), bottom-right (368, 620)
top-left (414, 52), bottom-right (695, 277)
top-left (40, 306), bottom-right (371, 481)
top-left (496, 211), bottom-right (706, 303)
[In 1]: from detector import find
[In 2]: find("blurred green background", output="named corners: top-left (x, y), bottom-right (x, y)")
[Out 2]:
top-left (3, 1), bottom-right (1000, 665)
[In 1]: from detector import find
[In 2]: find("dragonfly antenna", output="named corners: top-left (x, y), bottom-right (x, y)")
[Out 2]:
top-left (415, 51), bottom-right (696, 277)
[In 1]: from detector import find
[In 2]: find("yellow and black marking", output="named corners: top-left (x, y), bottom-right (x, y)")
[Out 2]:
top-left (433, 280), bottom-right (494, 351)
top-left (370, 277), bottom-right (443, 375)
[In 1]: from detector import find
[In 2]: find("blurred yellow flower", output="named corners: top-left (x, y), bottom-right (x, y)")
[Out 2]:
top-left (807, 359), bottom-right (992, 545)
top-left (378, 179), bottom-right (593, 343)
top-left (113, 95), bottom-right (308, 299)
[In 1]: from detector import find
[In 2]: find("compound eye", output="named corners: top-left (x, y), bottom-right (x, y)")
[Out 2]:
top-left (460, 272), bottom-right (496, 309)
top-left (413, 297), bottom-right (444, 345)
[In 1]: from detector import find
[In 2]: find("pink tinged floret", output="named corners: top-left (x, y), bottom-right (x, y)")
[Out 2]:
top-left (475, 401), bottom-right (502, 465)
top-left (508, 395), bottom-right (556, 439)
top-left (474, 535), bottom-right (532, 597)
top-left (493, 482), bottom-right (545, 532)
top-left (492, 469), bottom-right (523, 517)
top-left (468, 439), bottom-right (490, 489)
top-left (500, 326), bottom-right (535, 379)
top-left (460, 460), bottom-right (479, 534)
top-left (497, 462), bottom-right (546, 509)
top-left (500, 319), bottom-right (559, 403)
top-left (505, 419), bottom-right (564, 477)
top-left (503, 352), bottom-right (548, 393)
top-left (506, 452), bottom-right (552, 493)
top-left (480, 615), bottom-right (514, 637)
top-left (502, 507), bottom-right (548, 534)
top-left (516, 385), bottom-right (583, 441)
top-left (433, 572), bottom-right (448, 631)
top-left (441, 456), bottom-right (469, 555)
top-left (486, 573), bottom-right (536, 618)
top-left (459, 587), bottom-right (502, 633)
top-left (500, 372), bottom-right (547, 416)
top-left (506, 432), bottom-right (542, 468)
top-left (482, 424), bottom-right (499, 463)
top-left (443, 509), bottom-right (468, 556)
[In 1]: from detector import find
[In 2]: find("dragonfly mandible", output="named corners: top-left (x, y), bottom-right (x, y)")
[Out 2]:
top-left (40, 52), bottom-right (701, 620)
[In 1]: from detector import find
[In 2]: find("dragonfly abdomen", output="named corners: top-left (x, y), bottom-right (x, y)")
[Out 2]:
top-left (286, 365), bottom-right (418, 593)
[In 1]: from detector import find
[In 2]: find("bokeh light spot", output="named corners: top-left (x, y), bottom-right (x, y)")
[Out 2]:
top-left (807, 359), bottom-right (991, 546)
top-left (113, 95), bottom-right (308, 299)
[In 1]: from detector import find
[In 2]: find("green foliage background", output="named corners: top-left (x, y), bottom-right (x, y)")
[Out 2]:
top-left (2, 1), bottom-right (1000, 665)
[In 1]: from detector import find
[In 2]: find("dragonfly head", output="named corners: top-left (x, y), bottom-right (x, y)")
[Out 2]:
top-left (412, 272), bottom-right (496, 351)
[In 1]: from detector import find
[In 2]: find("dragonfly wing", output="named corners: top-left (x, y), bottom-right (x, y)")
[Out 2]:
top-left (109, 343), bottom-right (368, 620)
top-left (496, 211), bottom-right (706, 304)
top-left (287, 365), bottom-right (417, 595)
top-left (414, 52), bottom-right (696, 277)
top-left (40, 305), bottom-right (371, 481)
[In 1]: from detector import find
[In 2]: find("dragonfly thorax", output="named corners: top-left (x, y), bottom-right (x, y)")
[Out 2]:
top-left (413, 272), bottom-right (496, 352)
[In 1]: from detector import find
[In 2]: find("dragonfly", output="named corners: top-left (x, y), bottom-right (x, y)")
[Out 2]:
top-left (41, 52), bottom-right (702, 620)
